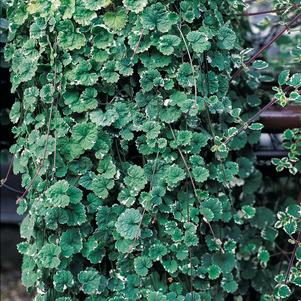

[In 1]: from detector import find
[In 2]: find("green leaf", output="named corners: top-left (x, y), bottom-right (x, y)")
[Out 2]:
top-left (23, 86), bottom-right (39, 112)
top-left (275, 284), bottom-right (291, 298)
top-left (148, 242), bottom-right (168, 261)
top-left (90, 108), bottom-right (118, 127)
top-left (217, 25), bottom-right (236, 50)
top-left (11, 48), bottom-right (39, 91)
top-left (237, 157), bottom-right (254, 179)
top-left (165, 164), bottom-right (186, 188)
top-left (252, 60), bottom-right (268, 69)
top-left (57, 20), bottom-right (86, 51)
top-left (213, 253), bottom-right (236, 274)
top-left (21, 265), bottom-right (40, 289)
top-left (187, 31), bottom-right (211, 53)
top-left (141, 3), bottom-right (176, 33)
top-left (124, 165), bottom-right (147, 194)
top-left (289, 91), bottom-right (301, 102)
top-left (66, 203), bottom-right (87, 226)
top-left (248, 123), bottom-right (264, 130)
top-left (177, 63), bottom-right (194, 87)
top-left (278, 70), bottom-right (290, 85)
top-left (37, 243), bottom-right (61, 269)
top-left (158, 35), bottom-right (181, 55)
top-left (258, 248), bottom-right (270, 264)
top-left (84, 0), bottom-right (111, 10)
top-left (242, 205), bottom-right (256, 219)
top-left (175, 130), bottom-right (192, 146)
top-left (91, 175), bottom-right (114, 199)
top-left (162, 258), bottom-right (178, 274)
top-left (200, 198), bottom-right (223, 222)
top-left (72, 122), bottom-right (98, 150)
top-left (61, 228), bottom-right (83, 257)
top-left (60, 0), bottom-right (75, 18)
top-left (208, 264), bottom-right (221, 280)
top-left (134, 256), bottom-right (152, 276)
top-left (68, 60), bottom-right (98, 86)
top-left (222, 276), bottom-right (238, 293)
top-left (53, 270), bottom-right (74, 292)
top-left (148, 292), bottom-right (167, 301)
top-left (45, 208), bottom-right (68, 230)
top-left (140, 69), bottom-right (162, 92)
top-left (288, 73), bottom-right (301, 87)
top-left (115, 208), bottom-right (142, 240)
top-left (123, 0), bottom-right (147, 12)
top-left (9, 101), bottom-right (21, 123)
top-left (283, 220), bottom-right (297, 235)
top-left (100, 61), bottom-right (120, 83)
top-left (103, 8), bottom-right (127, 31)
top-left (78, 268), bottom-right (102, 295)
top-left (45, 180), bottom-right (70, 208)
top-left (20, 215), bottom-right (35, 240)
top-left (74, 3), bottom-right (97, 26)
top-left (92, 25), bottom-right (114, 50)
top-left (192, 166), bottom-right (209, 183)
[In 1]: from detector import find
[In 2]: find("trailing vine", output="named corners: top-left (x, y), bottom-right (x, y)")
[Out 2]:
top-left (4, 0), bottom-right (301, 300)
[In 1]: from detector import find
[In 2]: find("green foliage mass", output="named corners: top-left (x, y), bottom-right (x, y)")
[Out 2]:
top-left (5, 0), bottom-right (301, 300)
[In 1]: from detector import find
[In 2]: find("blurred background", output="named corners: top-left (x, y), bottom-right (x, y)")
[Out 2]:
top-left (1, 1), bottom-right (32, 300)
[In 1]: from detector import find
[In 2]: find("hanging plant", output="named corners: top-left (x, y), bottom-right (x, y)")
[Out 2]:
top-left (4, 0), bottom-right (301, 300)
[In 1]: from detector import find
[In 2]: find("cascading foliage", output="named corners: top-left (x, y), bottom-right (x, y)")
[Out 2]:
top-left (5, 0), bottom-right (301, 300)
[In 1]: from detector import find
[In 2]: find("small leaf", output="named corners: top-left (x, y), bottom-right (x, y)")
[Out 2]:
top-left (158, 34), bottom-right (181, 55)
top-left (60, 228), bottom-right (83, 257)
top-left (252, 60), bottom-right (268, 69)
top-left (103, 8), bottom-right (127, 31)
top-left (37, 243), bottom-right (61, 269)
top-left (278, 70), bottom-right (290, 85)
top-left (248, 123), bottom-right (264, 130)
top-left (45, 180), bottom-right (70, 208)
top-left (242, 205), bottom-right (256, 219)
top-left (187, 31), bottom-right (210, 53)
top-left (53, 270), bottom-right (74, 292)
top-left (192, 166), bottom-right (209, 183)
top-left (123, 0), bottom-right (147, 13)
top-left (134, 256), bottom-right (152, 276)
top-left (78, 268), bottom-right (102, 295)
top-left (276, 284), bottom-right (291, 298)
top-left (288, 73), bottom-right (301, 87)
top-left (165, 164), bottom-right (186, 188)
top-left (72, 122), bottom-right (98, 150)
top-left (115, 208), bottom-right (142, 240)
top-left (208, 264), bottom-right (221, 280)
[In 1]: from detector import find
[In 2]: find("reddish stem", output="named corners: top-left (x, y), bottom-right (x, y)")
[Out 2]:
top-left (224, 86), bottom-right (291, 145)
top-left (240, 5), bottom-right (300, 16)
top-left (231, 11), bottom-right (301, 82)
top-left (285, 230), bottom-right (301, 284)
top-left (0, 155), bottom-right (14, 188)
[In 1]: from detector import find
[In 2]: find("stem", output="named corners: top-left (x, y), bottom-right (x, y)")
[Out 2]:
top-left (1, 183), bottom-right (23, 194)
top-left (224, 86), bottom-right (292, 145)
top-left (130, 29), bottom-right (144, 62)
top-left (285, 231), bottom-right (301, 283)
top-left (231, 11), bottom-right (301, 82)
top-left (177, 24), bottom-right (198, 108)
top-left (0, 155), bottom-right (14, 188)
top-left (169, 125), bottom-right (197, 194)
top-left (17, 39), bottom-right (59, 203)
top-left (125, 150), bottom-right (160, 257)
top-left (240, 5), bottom-right (300, 16)
top-left (51, 130), bottom-right (57, 180)
top-left (169, 125), bottom-right (224, 252)
top-left (16, 99), bottom-right (55, 203)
